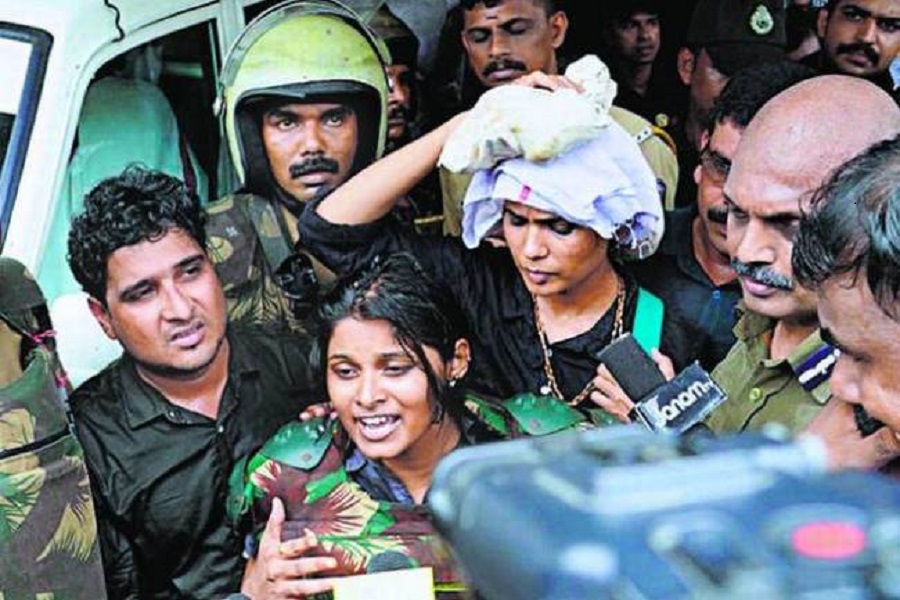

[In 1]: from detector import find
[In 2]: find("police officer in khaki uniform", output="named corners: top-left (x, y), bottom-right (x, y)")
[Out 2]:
top-left (705, 75), bottom-right (900, 433)
top-left (596, 75), bottom-right (900, 430)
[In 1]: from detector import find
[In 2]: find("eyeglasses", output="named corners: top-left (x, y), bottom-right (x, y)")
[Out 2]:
top-left (699, 146), bottom-right (732, 185)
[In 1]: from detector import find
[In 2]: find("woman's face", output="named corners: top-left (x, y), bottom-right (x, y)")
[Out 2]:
top-left (502, 201), bottom-right (611, 298)
top-left (326, 317), bottom-right (462, 463)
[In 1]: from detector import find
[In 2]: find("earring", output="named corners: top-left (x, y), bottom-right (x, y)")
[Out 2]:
top-left (448, 378), bottom-right (458, 389)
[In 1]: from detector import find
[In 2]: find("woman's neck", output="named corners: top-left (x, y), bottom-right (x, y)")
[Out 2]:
top-left (535, 267), bottom-right (622, 344)
top-left (384, 417), bottom-right (461, 504)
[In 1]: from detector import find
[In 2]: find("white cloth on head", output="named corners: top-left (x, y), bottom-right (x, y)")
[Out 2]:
top-left (439, 55), bottom-right (618, 172)
top-left (460, 121), bottom-right (664, 260)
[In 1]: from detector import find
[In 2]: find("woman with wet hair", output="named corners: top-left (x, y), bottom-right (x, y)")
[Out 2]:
top-left (233, 252), bottom-right (586, 597)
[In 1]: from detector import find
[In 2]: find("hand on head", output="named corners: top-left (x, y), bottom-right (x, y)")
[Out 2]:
top-left (241, 498), bottom-right (338, 599)
top-left (509, 70), bottom-right (583, 93)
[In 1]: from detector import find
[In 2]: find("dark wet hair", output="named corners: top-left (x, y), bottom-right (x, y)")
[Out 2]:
top-left (707, 60), bottom-right (815, 135)
top-left (67, 165), bottom-right (204, 304)
top-left (793, 134), bottom-right (900, 320)
top-left (316, 253), bottom-right (469, 420)
top-left (461, 0), bottom-right (557, 14)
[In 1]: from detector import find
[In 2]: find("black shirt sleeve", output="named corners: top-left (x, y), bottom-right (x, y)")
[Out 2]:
top-left (92, 485), bottom-right (141, 600)
top-left (297, 194), bottom-right (474, 284)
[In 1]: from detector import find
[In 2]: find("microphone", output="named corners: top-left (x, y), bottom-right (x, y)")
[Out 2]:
top-left (631, 363), bottom-right (728, 434)
top-left (595, 334), bottom-right (728, 435)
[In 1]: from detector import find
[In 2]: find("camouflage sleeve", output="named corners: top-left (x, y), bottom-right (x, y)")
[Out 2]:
top-left (206, 196), bottom-right (298, 329)
top-left (297, 194), bottom-right (477, 298)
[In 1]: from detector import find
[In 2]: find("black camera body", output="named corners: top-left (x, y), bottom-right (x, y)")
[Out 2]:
top-left (428, 427), bottom-right (900, 600)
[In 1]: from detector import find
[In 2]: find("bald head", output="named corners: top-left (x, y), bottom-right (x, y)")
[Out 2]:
top-left (723, 75), bottom-right (900, 323)
top-left (734, 75), bottom-right (900, 190)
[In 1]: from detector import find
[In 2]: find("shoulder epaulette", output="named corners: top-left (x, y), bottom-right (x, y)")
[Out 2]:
top-left (256, 416), bottom-right (336, 471)
top-left (228, 417), bottom-right (338, 525)
top-left (463, 392), bottom-right (511, 437)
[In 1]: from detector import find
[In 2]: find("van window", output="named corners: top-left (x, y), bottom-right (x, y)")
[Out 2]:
top-left (40, 20), bottom-right (220, 304)
top-left (244, 1), bottom-right (282, 22)
top-left (0, 25), bottom-right (51, 247)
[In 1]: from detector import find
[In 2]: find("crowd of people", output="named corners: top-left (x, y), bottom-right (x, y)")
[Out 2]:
top-left (3, 0), bottom-right (900, 598)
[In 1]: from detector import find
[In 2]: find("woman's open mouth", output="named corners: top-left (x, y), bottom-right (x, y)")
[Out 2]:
top-left (355, 414), bottom-right (401, 442)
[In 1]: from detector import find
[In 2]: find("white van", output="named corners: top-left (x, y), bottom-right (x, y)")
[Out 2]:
top-left (0, 0), bottom-right (292, 385)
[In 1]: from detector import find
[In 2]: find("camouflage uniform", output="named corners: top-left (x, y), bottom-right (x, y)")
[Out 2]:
top-left (210, 0), bottom-right (390, 332)
top-left (231, 392), bottom-right (590, 599)
top-left (0, 257), bottom-right (106, 599)
top-left (206, 192), bottom-right (303, 331)
top-left (706, 310), bottom-right (834, 434)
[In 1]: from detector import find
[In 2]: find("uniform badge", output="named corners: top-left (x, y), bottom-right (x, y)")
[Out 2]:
top-left (750, 4), bottom-right (774, 36)
top-left (794, 344), bottom-right (840, 393)
top-left (207, 235), bottom-right (234, 262)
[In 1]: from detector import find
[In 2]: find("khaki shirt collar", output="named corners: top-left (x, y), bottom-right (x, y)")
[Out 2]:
top-left (732, 308), bottom-right (833, 406)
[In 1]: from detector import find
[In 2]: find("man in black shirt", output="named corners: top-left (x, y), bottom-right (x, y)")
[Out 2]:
top-left (629, 60), bottom-right (815, 370)
top-left (601, 0), bottom-right (685, 139)
top-left (66, 166), bottom-right (316, 598)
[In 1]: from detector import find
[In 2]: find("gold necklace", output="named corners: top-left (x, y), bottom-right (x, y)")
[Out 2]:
top-left (533, 280), bottom-right (626, 406)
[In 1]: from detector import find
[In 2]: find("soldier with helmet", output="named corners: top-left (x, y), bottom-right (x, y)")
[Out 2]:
top-left (205, 0), bottom-right (390, 330)
top-left (0, 257), bottom-right (106, 600)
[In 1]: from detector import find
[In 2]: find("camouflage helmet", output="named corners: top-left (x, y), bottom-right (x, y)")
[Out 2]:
top-left (0, 257), bottom-right (49, 336)
top-left (218, 0), bottom-right (390, 193)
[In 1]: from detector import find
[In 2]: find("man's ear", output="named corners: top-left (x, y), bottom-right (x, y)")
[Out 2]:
top-left (460, 26), bottom-right (474, 61)
top-left (695, 130), bottom-right (710, 185)
top-left (816, 9), bottom-right (831, 39)
top-left (677, 47), bottom-right (696, 87)
top-left (448, 338), bottom-right (471, 381)
top-left (549, 10), bottom-right (569, 50)
top-left (87, 296), bottom-right (117, 341)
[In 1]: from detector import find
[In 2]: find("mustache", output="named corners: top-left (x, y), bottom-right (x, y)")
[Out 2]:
top-left (483, 58), bottom-right (528, 78)
top-left (836, 42), bottom-right (879, 65)
top-left (388, 104), bottom-right (409, 122)
top-left (731, 259), bottom-right (794, 291)
top-left (707, 206), bottom-right (728, 225)
top-left (289, 157), bottom-right (339, 179)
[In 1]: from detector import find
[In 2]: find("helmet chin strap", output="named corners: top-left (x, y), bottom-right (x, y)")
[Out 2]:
top-left (274, 184), bottom-right (310, 217)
